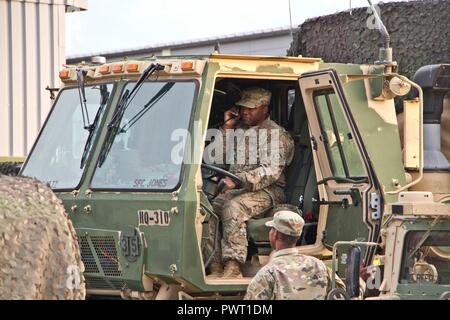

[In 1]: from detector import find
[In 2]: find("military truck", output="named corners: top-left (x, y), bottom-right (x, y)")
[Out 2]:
top-left (17, 4), bottom-right (449, 299)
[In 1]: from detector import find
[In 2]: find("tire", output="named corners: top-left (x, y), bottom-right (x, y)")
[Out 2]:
top-left (0, 175), bottom-right (86, 300)
top-left (0, 162), bottom-right (22, 176)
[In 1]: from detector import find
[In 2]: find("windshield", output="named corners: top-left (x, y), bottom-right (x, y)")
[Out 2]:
top-left (91, 81), bottom-right (197, 190)
top-left (22, 84), bottom-right (113, 189)
top-left (400, 231), bottom-right (450, 285)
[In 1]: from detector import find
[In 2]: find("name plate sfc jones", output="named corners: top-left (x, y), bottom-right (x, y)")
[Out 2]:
top-left (138, 210), bottom-right (170, 226)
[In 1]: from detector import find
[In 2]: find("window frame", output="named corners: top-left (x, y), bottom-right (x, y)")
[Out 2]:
top-left (312, 89), bottom-right (367, 181)
top-left (20, 82), bottom-right (116, 191)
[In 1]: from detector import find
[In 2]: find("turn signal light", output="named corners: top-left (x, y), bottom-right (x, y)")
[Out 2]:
top-left (59, 69), bottom-right (70, 79)
top-left (99, 65), bottom-right (111, 75)
top-left (181, 61), bottom-right (194, 71)
top-left (127, 63), bottom-right (139, 72)
top-left (112, 64), bottom-right (124, 73)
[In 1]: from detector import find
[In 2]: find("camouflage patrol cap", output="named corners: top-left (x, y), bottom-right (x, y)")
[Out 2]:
top-left (236, 87), bottom-right (272, 109)
top-left (265, 210), bottom-right (305, 237)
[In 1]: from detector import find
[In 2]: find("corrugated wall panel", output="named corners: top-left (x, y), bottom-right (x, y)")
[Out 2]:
top-left (37, 3), bottom-right (52, 126)
top-left (56, 5), bottom-right (66, 75)
top-left (10, 0), bottom-right (26, 156)
top-left (52, 4), bottom-right (67, 95)
top-left (24, 2), bottom-right (39, 153)
top-left (0, 0), bottom-right (86, 157)
top-left (0, 1), bottom-right (10, 155)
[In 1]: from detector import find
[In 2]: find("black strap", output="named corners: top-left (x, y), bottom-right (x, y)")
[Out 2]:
top-left (286, 142), bottom-right (308, 204)
top-left (300, 147), bottom-right (313, 210)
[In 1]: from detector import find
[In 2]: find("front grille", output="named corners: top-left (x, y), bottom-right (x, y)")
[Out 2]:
top-left (109, 279), bottom-right (127, 290)
top-left (85, 277), bottom-right (127, 290)
top-left (85, 277), bottom-right (111, 289)
top-left (90, 236), bottom-right (122, 277)
top-left (78, 234), bottom-right (126, 291)
top-left (79, 236), bottom-right (99, 274)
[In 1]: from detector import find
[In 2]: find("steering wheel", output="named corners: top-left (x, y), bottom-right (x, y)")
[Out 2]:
top-left (327, 288), bottom-right (350, 300)
top-left (201, 163), bottom-right (246, 201)
top-left (440, 291), bottom-right (450, 300)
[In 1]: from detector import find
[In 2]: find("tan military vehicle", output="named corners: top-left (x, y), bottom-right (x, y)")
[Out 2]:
top-left (3, 1), bottom-right (449, 300)
top-left (19, 48), bottom-right (449, 302)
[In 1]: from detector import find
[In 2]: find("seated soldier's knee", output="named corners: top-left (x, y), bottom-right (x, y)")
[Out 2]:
top-left (222, 198), bottom-right (245, 222)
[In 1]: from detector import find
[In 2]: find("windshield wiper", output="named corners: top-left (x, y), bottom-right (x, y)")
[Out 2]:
top-left (80, 84), bottom-right (110, 169)
top-left (97, 63), bottom-right (164, 167)
top-left (76, 68), bottom-right (91, 130)
top-left (97, 89), bottom-right (129, 167)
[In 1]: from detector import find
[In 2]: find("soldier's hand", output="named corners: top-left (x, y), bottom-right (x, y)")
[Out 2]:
top-left (220, 177), bottom-right (237, 193)
top-left (223, 107), bottom-right (240, 129)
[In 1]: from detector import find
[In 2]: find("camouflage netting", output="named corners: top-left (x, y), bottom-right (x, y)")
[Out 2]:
top-left (288, 0), bottom-right (450, 157)
top-left (0, 176), bottom-right (85, 300)
top-left (288, 0), bottom-right (450, 80)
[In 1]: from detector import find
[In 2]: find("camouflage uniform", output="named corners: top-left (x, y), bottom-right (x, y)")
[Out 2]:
top-left (244, 211), bottom-right (344, 300)
top-left (244, 248), bottom-right (340, 300)
top-left (204, 87), bottom-right (294, 265)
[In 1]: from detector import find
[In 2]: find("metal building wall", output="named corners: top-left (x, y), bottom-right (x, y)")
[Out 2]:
top-left (68, 28), bottom-right (293, 64)
top-left (171, 35), bottom-right (293, 56)
top-left (0, 0), bottom-right (87, 157)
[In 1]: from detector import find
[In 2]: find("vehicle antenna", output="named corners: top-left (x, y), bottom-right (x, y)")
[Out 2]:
top-left (288, 0), bottom-right (294, 42)
top-left (367, 0), bottom-right (395, 73)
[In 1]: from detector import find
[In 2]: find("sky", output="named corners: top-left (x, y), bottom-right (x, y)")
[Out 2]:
top-left (66, 0), bottom-right (405, 57)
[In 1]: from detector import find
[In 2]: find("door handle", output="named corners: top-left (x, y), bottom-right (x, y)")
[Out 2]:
top-left (333, 188), bottom-right (360, 207)
top-left (313, 198), bottom-right (349, 209)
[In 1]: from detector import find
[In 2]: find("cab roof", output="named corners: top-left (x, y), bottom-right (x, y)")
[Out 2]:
top-left (59, 53), bottom-right (323, 84)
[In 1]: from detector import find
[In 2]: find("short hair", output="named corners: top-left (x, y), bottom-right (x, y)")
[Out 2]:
top-left (277, 231), bottom-right (300, 246)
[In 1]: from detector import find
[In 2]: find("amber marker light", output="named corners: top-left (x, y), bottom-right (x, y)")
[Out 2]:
top-left (59, 69), bottom-right (70, 80)
top-left (99, 65), bottom-right (111, 75)
top-left (112, 64), bottom-right (124, 73)
top-left (127, 63), bottom-right (140, 72)
top-left (181, 61), bottom-right (194, 71)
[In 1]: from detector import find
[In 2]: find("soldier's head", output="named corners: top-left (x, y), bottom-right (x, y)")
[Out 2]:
top-left (235, 87), bottom-right (271, 126)
top-left (265, 210), bottom-right (305, 250)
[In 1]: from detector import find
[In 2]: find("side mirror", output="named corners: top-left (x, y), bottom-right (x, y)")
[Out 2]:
top-left (345, 246), bottom-right (361, 298)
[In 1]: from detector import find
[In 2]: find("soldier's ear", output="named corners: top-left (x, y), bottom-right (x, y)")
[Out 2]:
top-left (273, 229), bottom-right (280, 241)
top-left (269, 227), bottom-right (276, 241)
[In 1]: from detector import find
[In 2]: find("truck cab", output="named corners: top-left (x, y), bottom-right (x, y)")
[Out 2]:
top-left (19, 53), bottom-right (449, 299)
